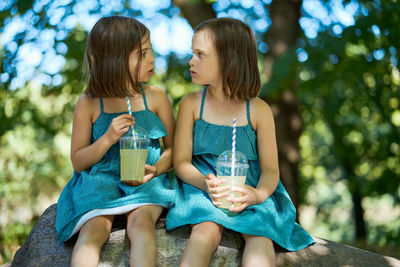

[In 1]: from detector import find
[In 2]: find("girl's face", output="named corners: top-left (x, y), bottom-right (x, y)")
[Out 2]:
top-left (189, 30), bottom-right (221, 87)
top-left (129, 36), bottom-right (155, 83)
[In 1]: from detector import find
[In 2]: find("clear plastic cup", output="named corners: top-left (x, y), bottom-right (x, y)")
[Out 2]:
top-left (119, 126), bottom-right (150, 182)
top-left (216, 150), bottom-right (249, 210)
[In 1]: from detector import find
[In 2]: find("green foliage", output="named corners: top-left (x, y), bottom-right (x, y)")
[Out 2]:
top-left (298, 1), bottom-right (400, 246)
top-left (0, 84), bottom-right (74, 263)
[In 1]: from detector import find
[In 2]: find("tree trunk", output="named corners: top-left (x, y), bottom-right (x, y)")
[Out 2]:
top-left (344, 162), bottom-right (367, 241)
top-left (352, 188), bottom-right (367, 241)
top-left (171, 0), bottom-right (216, 29)
top-left (263, 0), bottom-right (303, 210)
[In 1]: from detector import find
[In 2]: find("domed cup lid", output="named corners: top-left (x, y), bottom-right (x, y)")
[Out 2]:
top-left (120, 126), bottom-right (149, 141)
top-left (216, 150), bottom-right (248, 168)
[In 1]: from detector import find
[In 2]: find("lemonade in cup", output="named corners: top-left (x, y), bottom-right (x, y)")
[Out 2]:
top-left (216, 150), bottom-right (249, 210)
top-left (119, 126), bottom-right (150, 182)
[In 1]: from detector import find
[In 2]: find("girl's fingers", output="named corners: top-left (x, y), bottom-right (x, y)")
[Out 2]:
top-left (113, 115), bottom-right (134, 126)
top-left (229, 203), bottom-right (247, 213)
top-left (124, 180), bottom-right (142, 186)
top-left (230, 186), bottom-right (246, 193)
top-left (208, 185), bottom-right (229, 194)
top-left (119, 121), bottom-right (134, 130)
top-left (212, 200), bottom-right (222, 206)
top-left (142, 176), bottom-right (153, 183)
top-left (213, 200), bottom-right (222, 207)
top-left (114, 116), bottom-right (134, 127)
top-left (209, 179), bottom-right (227, 189)
top-left (212, 191), bottom-right (228, 199)
top-left (118, 114), bottom-right (135, 120)
top-left (144, 164), bottom-right (156, 172)
top-left (216, 179), bottom-right (227, 186)
top-left (227, 195), bottom-right (246, 203)
top-left (205, 173), bottom-right (216, 180)
top-left (205, 180), bottom-right (217, 189)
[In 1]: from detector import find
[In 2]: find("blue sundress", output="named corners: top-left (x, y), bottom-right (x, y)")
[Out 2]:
top-left (56, 90), bottom-right (174, 242)
top-left (166, 87), bottom-right (314, 251)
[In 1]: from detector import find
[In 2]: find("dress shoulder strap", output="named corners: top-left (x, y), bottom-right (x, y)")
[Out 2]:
top-left (246, 99), bottom-right (251, 124)
top-left (199, 86), bottom-right (208, 120)
top-left (99, 97), bottom-right (104, 113)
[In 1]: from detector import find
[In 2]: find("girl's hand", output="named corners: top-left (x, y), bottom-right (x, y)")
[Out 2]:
top-left (205, 173), bottom-right (230, 207)
top-left (143, 164), bottom-right (158, 182)
top-left (105, 114), bottom-right (135, 144)
top-left (123, 165), bottom-right (157, 186)
top-left (227, 185), bottom-right (258, 213)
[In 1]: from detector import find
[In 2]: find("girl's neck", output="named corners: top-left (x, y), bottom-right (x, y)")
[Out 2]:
top-left (207, 83), bottom-right (228, 101)
top-left (127, 82), bottom-right (144, 96)
top-left (207, 84), bottom-right (243, 104)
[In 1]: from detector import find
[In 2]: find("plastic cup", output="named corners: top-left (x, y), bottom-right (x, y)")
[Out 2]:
top-left (119, 126), bottom-right (150, 182)
top-left (216, 150), bottom-right (249, 210)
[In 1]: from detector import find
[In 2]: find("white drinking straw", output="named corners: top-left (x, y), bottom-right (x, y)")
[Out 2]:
top-left (126, 96), bottom-right (136, 148)
top-left (126, 97), bottom-right (135, 134)
top-left (232, 118), bottom-right (236, 176)
top-left (230, 118), bottom-right (237, 208)
top-left (126, 96), bottom-right (132, 116)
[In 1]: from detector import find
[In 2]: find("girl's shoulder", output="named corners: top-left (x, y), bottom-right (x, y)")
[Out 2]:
top-left (249, 97), bottom-right (274, 129)
top-left (142, 84), bottom-right (169, 102)
top-left (249, 97), bottom-right (272, 112)
top-left (142, 84), bottom-right (166, 96)
top-left (75, 94), bottom-right (99, 113)
top-left (179, 90), bottom-right (203, 107)
top-left (73, 94), bottom-right (100, 123)
top-left (141, 85), bottom-right (171, 112)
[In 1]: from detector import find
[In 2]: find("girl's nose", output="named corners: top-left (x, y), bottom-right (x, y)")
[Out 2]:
top-left (149, 52), bottom-right (155, 64)
top-left (189, 56), bottom-right (194, 67)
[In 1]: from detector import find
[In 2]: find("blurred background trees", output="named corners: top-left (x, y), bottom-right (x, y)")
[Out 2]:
top-left (1, 0), bottom-right (399, 263)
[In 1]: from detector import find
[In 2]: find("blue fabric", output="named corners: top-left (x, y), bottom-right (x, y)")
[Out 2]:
top-left (55, 93), bottom-right (174, 242)
top-left (166, 87), bottom-right (314, 251)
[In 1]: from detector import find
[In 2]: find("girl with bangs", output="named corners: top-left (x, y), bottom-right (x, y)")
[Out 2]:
top-left (55, 16), bottom-right (175, 266)
top-left (167, 18), bottom-right (314, 266)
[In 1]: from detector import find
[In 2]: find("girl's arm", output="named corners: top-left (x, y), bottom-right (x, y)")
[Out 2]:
top-left (252, 98), bottom-right (280, 201)
top-left (145, 87), bottom-right (176, 178)
top-left (70, 95), bottom-right (134, 173)
top-left (173, 92), bottom-right (227, 199)
top-left (173, 93), bottom-right (208, 190)
top-left (229, 98), bottom-right (280, 212)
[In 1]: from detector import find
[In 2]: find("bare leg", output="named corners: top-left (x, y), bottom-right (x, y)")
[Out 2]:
top-left (71, 215), bottom-right (114, 267)
top-left (180, 221), bottom-right (223, 267)
top-left (125, 205), bottom-right (163, 267)
top-left (242, 233), bottom-right (276, 267)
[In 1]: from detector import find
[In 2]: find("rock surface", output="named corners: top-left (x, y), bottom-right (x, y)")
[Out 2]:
top-left (11, 204), bottom-right (400, 267)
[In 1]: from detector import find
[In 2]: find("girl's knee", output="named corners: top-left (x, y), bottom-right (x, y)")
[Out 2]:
top-left (190, 222), bottom-right (223, 245)
top-left (243, 234), bottom-right (273, 246)
top-left (126, 207), bottom-right (161, 237)
top-left (78, 216), bottom-right (113, 246)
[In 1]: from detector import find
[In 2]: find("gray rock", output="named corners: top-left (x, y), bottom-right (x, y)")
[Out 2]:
top-left (11, 204), bottom-right (400, 267)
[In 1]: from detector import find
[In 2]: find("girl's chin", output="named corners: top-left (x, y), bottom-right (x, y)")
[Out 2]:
top-left (191, 78), bottom-right (203, 85)
top-left (138, 77), bottom-right (151, 83)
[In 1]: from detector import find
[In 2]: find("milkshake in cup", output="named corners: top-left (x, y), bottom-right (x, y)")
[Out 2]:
top-left (119, 126), bottom-right (150, 182)
top-left (216, 150), bottom-right (249, 210)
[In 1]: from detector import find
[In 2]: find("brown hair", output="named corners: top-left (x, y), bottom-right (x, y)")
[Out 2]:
top-left (84, 16), bottom-right (149, 97)
top-left (195, 18), bottom-right (260, 100)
